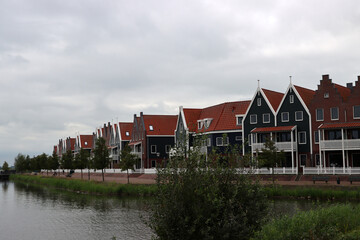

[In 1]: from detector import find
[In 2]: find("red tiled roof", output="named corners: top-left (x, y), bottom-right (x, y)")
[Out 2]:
top-left (119, 122), bottom-right (133, 140)
top-left (319, 122), bottom-right (360, 129)
top-left (69, 138), bottom-right (76, 151)
top-left (294, 85), bottom-right (315, 107)
top-left (196, 103), bottom-right (225, 133)
top-left (214, 101), bottom-right (250, 131)
top-left (143, 115), bottom-right (177, 135)
top-left (80, 135), bottom-right (93, 149)
top-left (334, 83), bottom-right (351, 101)
top-left (183, 108), bottom-right (202, 132)
top-left (262, 88), bottom-right (284, 112)
top-left (251, 126), bottom-right (296, 133)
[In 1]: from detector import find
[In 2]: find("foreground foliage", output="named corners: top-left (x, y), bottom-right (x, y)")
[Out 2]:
top-left (149, 140), bottom-right (268, 240)
top-left (10, 174), bottom-right (156, 196)
top-left (252, 204), bottom-right (360, 240)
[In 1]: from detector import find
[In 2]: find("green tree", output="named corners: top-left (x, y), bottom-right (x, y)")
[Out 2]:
top-left (258, 138), bottom-right (285, 184)
top-left (61, 150), bottom-right (73, 172)
top-left (2, 161), bottom-right (9, 172)
top-left (14, 153), bottom-right (27, 173)
top-left (74, 148), bottom-right (90, 180)
top-left (93, 137), bottom-right (110, 181)
top-left (149, 141), bottom-right (268, 240)
top-left (49, 150), bottom-right (60, 175)
top-left (119, 144), bottom-right (138, 184)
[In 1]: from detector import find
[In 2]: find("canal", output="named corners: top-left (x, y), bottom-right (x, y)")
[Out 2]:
top-left (0, 180), bottom-right (348, 240)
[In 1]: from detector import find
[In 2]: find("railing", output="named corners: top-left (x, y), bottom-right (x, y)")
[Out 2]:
top-left (320, 139), bottom-right (360, 150)
top-left (252, 142), bottom-right (297, 152)
top-left (303, 167), bottom-right (360, 175)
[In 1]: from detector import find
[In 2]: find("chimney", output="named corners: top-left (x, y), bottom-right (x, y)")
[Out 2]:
top-left (322, 74), bottom-right (330, 81)
top-left (347, 82), bottom-right (353, 90)
top-left (140, 112), bottom-right (143, 117)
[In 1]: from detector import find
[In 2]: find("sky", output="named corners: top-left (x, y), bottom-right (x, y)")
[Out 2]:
top-left (1, 0), bottom-right (360, 165)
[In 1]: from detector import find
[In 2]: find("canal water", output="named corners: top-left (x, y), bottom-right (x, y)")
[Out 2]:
top-left (0, 180), bottom-right (346, 240)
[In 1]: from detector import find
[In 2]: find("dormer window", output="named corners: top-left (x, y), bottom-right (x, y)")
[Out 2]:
top-left (290, 95), bottom-right (294, 103)
top-left (198, 121), bottom-right (203, 129)
top-left (149, 125), bottom-right (154, 131)
top-left (236, 116), bottom-right (243, 126)
top-left (203, 118), bottom-right (213, 129)
top-left (125, 131), bottom-right (130, 136)
top-left (324, 92), bottom-right (329, 98)
top-left (257, 98), bottom-right (261, 106)
top-left (84, 141), bottom-right (88, 146)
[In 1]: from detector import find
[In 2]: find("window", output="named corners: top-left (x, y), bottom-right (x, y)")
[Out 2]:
top-left (314, 131), bottom-right (319, 144)
top-left (299, 132), bottom-right (306, 144)
top-left (250, 114), bottom-right (257, 124)
top-left (315, 154), bottom-right (320, 166)
top-left (351, 130), bottom-right (360, 139)
top-left (281, 112), bottom-right (289, 122)
top-left (257, 98), bottom-right (261, 106)
top-left (236, 116), bottom-right (243, 126)
top-left (165, 145), bottom-right (171, 153)
top-left (216, 137), bottom-right (229, 146)
top-left (198, 121), bottom-right (203, 129)
top-left (151, 160), bottom-right (156, 168)
top-left (207, 138), bottom-right (211, 147)
top-left (149, 125), bottom-right (154, 131)
top-left (263, 113), bottom-right (270, 123)
top-left (84, 141), bottom-right (88, 146)
top-left (331, 107), bottom-right (339, 120)
top-left (354, 105), bottom-right (360, 119)
top-left (151, 145), bottom-right (157, 154)
top-left (316, 108), bottom-right (324, 121)
top-left (300, 154), bottom-right (307, 166)
top-left (328, 130), bottom-right (341, 140)
top-left (248, 134), bottom-right (252, 146)
top-left (295, 111), bottom-right (303, 121)
top-left (324, 92), bottom-right (329, 98)
top-left (125, 131), bottom-right (130, 136)
top-left (235, 135), bottom-right (242, 141)
top-left (290, 95), bottom-right (294, 103)
top-left (216, 137), bottom-right (223, 146)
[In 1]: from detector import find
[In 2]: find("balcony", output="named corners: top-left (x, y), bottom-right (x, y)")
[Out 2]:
top-left (252, 141), bottom-right (297, 152)
top-left (320, 139), bottom-right (360, 150)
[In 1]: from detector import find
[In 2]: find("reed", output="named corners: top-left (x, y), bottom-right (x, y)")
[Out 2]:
top-left (10, 174), bottom-right (157, 196)
top-left (252, 204), bottom-right (360, 240)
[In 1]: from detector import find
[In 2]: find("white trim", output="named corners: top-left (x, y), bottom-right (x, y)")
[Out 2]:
top-left (289, 94), bottom-right (294, 103)
top-left (316, 108), bottom-right (324, 121)
top-left (150, 145), bottom-right (157, 154)
top-left (165, 145), bottom-right (171, 153)
top-left (281, 112), bottom-right (290, 122)
top-left (295, 111), bottom-right (303, 121)
top-left (250, 114), bottom-right (257, 124)
top-left (298, 131), bottom-right (306, 144)
top-left (330, 107), bottom-right (339, 121)
top-left (257, 98), bottom-right (261, 106)
top-left (353, 105), bottom-right (360, 119)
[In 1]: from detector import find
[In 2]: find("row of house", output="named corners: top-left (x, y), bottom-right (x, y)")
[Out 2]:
top-left (54, 74), bottom-right (360, 172)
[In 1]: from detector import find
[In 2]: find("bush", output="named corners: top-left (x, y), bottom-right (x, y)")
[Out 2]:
top-left (148, 144), bottom-right (268, 240)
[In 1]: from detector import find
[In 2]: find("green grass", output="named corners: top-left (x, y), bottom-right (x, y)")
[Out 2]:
top-left (10, 174), bottom-right (157, 196)
top-left (252, 204), bottom-right (360, 240)
top-left (264, 185), bottom-right (360, 201)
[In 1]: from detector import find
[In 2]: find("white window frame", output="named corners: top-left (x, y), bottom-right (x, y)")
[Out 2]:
top-left (235, 136), bottom-right (242, 141)
top-left (295, 111), bottom-right (303, 121)
top-left (151, 145), bottom-right (157, 154)
top-left (248, 134), bottom-right (252, 146)
top-left (354, 105), bottom-right (360, 119)
top-left (263, 113), bottom-right (270, 123)
top-left (223, 137), bottom-right (229, 146)
top-left (216, 137), bottom-right (223, 146)
top-left (149, 125), bottom-right (154, 131)
top-left (324, 92), bottom-right (329, 98)
top-left (236, 115), bottom-right (243, 126)
top-left (290, 95), bottom-right (294, 103)
top-left (165, 145), bottom-right (171, 153)
top-left (207, 138), bottom-right (211, 147)
top-left (250, 114), bottom-right (257, 124)
top-left (198, 121), bottom-right (203, 129)
top-left (257, 98), bottom-right (261, 106)
top-left (314, 131), bottom-right (319, 144)
top-left (125, 131), bottom-right (130, 136)
top-left (316, 108), bottom-right (324, 121)
top-left (281, 112), bottom-right (289, 122)
top-left (330, 107), bottom-right (339, 120)
top-left (298, 132), bottom-right (306, 144)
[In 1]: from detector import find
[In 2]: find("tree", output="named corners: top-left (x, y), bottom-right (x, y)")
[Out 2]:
top-left (2, 161), bottom-right (9, 172)
top-left (149, 140), bottom-right (268, 240)
top-left (14, 153), bottom-right (27, 173)
top-left (119, 144), bottom-right (138, 184)
top-left (93, 137), bottom-right (110, 181)
top-left (49, 151), bottom-right (60, 175)
top-left (61, 149), bottom-right (73, 172)
top-left (74, 148), bottom-right (90, 180)
top-left (258, 138), bottom-right (285, 184)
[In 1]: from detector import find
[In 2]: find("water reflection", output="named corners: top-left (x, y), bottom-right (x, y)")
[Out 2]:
top-left (1, 181), bottom-right (153, 240)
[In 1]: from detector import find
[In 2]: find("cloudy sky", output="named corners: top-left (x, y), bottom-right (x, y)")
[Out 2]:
top-left (1, 0), bottom-right (360, 165)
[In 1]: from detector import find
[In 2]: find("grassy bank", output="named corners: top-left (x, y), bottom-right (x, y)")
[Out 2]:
top-left (10, 174), bottom-right (157, 196)
top-left (252, 204), bottom-right (360, 240)
top-left (264, 185), bottom-right (360, 201)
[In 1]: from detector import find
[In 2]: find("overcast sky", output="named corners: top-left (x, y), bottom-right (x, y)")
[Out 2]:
top-left (1, 0), bottom-right (360, 165)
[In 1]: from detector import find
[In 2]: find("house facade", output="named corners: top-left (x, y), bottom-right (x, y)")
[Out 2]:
top-left (130, 112), bottom-right (177, 169)
top-left (109, 122), bottom-right (133, 168)
top-left (310, 75), bottom-right (360, 169)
